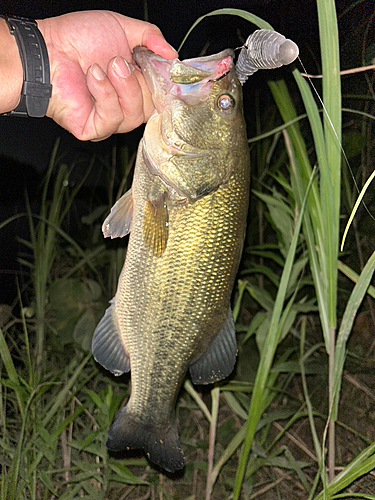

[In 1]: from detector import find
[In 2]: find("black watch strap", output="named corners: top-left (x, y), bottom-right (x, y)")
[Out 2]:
top-left (1, 15), bottom-right (52, 117)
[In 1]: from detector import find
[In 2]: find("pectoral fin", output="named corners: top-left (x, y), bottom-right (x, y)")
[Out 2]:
top-left (92, 300), bottom-right (130, 376)
top-left (102, 189), bottom-right (133, 238)
top-left (143, 195), bottom-right (169, 257)
top-left (189, 309), bottom-right (237, 384)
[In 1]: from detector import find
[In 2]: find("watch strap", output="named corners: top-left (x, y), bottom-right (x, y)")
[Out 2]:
top-left (1, 15), bottom-right (52, 117)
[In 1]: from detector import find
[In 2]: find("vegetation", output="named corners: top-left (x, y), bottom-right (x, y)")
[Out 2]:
top-left (1, 1), bottom-right (375, 498)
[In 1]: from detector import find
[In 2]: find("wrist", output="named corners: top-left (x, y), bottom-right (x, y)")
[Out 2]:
top-left (0, 17), bottom-right (52, 117)
top-left (0, 18), bottom-right (23, 113)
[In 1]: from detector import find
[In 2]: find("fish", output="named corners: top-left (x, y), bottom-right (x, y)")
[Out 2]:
top-left (91, 45), bottom-right (250, 473)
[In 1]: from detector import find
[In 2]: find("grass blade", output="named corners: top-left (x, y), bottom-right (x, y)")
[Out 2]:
top-left (232, 169), bottom-right (314, 498)
top-left (341, 169), bottom-right (375, 251)
top-left (178, 8), bottom-right (272, 51)
top-left (42, 354), bottom-right (91, 428)
top-left (206, 387), bottom-right (220, 500)
top-left (332, 250), bottom-right (375, 420)
top-left (313, 442), bottom-right (375, 500)
top-left (0, 328), bottom-right (25, 420)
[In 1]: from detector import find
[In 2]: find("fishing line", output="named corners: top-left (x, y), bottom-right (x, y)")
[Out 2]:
top-left (297, 56), bottom-right (375, 229)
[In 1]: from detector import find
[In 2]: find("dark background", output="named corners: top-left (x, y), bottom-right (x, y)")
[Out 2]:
top-left (0, 0), bottom-right (373, 303)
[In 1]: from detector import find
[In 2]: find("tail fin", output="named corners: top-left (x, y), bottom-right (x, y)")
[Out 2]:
top-left (107, 406), bottom-right (185, 473)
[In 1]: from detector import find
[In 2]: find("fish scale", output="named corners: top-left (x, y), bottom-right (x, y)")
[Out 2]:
top-left (92, 47), bottom-right (250, 472)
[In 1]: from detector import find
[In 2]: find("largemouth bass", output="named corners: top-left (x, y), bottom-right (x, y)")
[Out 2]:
top-left (92, 46), bottom-right (250, 472)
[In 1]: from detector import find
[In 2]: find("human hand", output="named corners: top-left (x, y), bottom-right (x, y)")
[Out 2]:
top-left (37, 11), bottom-right (177, 141)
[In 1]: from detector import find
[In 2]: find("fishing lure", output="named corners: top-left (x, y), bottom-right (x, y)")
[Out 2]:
top-left (235, 29), bottom-right (299, 84)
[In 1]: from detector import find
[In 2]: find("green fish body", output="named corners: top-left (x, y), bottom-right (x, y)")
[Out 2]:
top-left (92, 47), bottom-right (250, 472)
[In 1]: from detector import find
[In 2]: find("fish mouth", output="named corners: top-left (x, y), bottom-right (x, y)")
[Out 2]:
top-left (133, 46), bottom-right (234, 110)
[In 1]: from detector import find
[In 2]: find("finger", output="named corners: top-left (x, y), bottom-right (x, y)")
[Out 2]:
top-left (85, 63), bottom-right (124, 141)
top-left (107, 56), bottom-right (152, 133)
top-left (114, 14), bottom-right (178, 59)
top-left (144, 33), bottom-right (178, 60)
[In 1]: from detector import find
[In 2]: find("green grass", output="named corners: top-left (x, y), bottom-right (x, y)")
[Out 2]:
top-left (1, 1), bottom-right (375, 498)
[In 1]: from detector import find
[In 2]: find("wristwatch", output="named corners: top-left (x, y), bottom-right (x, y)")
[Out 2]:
top-left (0, 15), bottom-right (52, 117)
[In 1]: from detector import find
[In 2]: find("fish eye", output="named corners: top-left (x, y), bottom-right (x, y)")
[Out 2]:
top-left (217, 94), bottom-right (235, 114)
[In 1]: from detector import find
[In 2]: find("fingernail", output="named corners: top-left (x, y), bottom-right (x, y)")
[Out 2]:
top-left (112, 57), bottom-right (133, 78)
top-left (90, 63), bottom-right (106, 81)
top-left (146, 35), bottom-right (178, 58)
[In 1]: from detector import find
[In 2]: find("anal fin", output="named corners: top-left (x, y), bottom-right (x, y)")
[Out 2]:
top-left (189, 309), bottom-right (237, 385)
top-left (102, 189), bottom-right (133, 238)
top-left (92, 300), bottom-right (130, 376)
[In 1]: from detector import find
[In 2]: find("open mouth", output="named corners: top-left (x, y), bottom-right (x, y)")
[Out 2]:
top-left (133, 47), bottom-right (234, 107)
